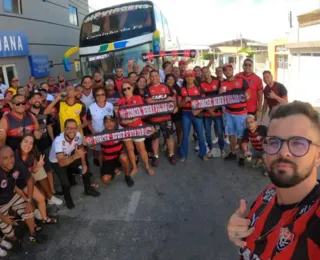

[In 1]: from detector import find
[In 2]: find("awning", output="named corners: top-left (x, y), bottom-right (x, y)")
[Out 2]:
top-left (285, 41), bottom-right (320, 49)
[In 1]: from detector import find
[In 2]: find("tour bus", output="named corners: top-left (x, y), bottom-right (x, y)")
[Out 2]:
top-left (79, 1), bottom-right (179, 78)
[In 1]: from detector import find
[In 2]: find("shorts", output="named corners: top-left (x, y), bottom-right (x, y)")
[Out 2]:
top-left (100, 159), bottom-right (122, 177)
top-left (32, 166), bottom-right (48, 182)
top-left (151, 120), bottom-right (175, 140)
top-left (225, 112), bottom-right (247, 139)
top-left (252, 149), bottom-right (265, 159)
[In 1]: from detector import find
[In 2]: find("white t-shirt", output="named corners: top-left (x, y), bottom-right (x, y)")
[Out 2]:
top-left (81, 90), bottom-right (95, 111)
top-left (46, 94), bottom-right (54, 101)
top-left (0, 84), bottom-right (8, 98)
top-left (87, 102), bottom-right (114, 133)
top-left (49, 132), bottom-right (83, 163)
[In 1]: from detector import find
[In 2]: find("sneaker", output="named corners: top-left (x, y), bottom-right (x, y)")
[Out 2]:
top-left (0, 247), bottom-right (7, 257)
top-left (221, 150), bottom-right (226, 158)
top-left (168, 155), bottom-right (177, 165)
top-left (151, 157), bottom-right (159, 167)
top-left (192, 132), bottom-right (198, 141)
top-left (194, 144), bottom-right (200, 151)
top-left (125, 176), bottom-right (134, 187)
top-left (0, 239), bottom-right (12, 250)
top-left (93, 158), bottom-right (100, 166)
top-left (224, 137), bottom-right (230, 145)
top-left (212, 137), bottom-right (218, 144)
top-left (263, 171), bottom-right (269, 176)
top-left (34, 209), bottom-right (42, 220)
top-left (48, 196), bottom-right (63, 206)
top-left (224, 152), bottom-right (237, 160)
top-left (85, 188), bottom-right (100, 197)
top-left (238, 158), bottom-right (245, 166)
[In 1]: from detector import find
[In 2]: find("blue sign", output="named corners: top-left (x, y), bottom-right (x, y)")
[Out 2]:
top-left (0, 31), bottom-right (29, 57)
top-left (28, 55), bottom-right (50, 78)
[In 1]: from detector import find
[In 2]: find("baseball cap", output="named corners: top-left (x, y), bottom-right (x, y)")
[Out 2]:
top-left (103, 115), bottom-right (116, 122)
top-left (30, 90), bottom-right (42, 98)
top-left (222, 63), bottom-right (233, 70)
top-left (184, 70), bottom-right (195, 78)
top-left (178, 60), bottom-right (187, 66)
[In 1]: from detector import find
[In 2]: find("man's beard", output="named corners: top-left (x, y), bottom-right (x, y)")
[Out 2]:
top-left (32, 103), bottom-right (41, 109)
top-left (267, 158), bottom-right (313, 188)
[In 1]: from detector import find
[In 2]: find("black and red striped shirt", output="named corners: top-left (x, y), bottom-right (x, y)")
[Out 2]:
top-left (242, 125), bottom-right (267, 152)
top-left (200, 79), bottom-right (223, 117)
top-left (101, 140), bottom-right (124, 161)
top-left (220, 77), bottom-right (249, 115)
top-left (240, 184), bottom-right (320, 260)
top-left (178, 86), bottom-right (204, 111)
top-left (144, 83), bottom-right (174, 123)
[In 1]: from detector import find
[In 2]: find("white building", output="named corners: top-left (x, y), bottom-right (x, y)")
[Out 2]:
top-left (286, 9), bottom-right (320, 107)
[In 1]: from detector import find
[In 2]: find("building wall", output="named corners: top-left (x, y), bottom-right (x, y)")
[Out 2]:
top-left (298, 23), bottom-right (320, 42)
top-left (267, 38), bottom-right (289, 79)
top-left (0, 0), bottom-right (89, 86)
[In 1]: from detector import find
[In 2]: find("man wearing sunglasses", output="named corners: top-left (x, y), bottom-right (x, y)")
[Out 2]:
top-left (236, 59), bottom-right (263, 119)
top-left (227, 101), bottom-right (320, 259)
top-left (0, 94), bottom-right (41, 150)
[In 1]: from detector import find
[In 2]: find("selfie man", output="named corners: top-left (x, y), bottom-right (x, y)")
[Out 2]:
top-left (227, 101), bottom-right (320, 259)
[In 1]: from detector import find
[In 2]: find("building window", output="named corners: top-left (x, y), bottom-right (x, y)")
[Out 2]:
top-left (69, 5), bottom-right (78, 26)
top-left (3, 0), bottom-right (22, 14)
top-left (0, 64), bottom-right (17, 86)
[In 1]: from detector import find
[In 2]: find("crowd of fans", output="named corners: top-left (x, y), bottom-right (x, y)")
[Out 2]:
top-left (0, 58), bottom-right (288, 256)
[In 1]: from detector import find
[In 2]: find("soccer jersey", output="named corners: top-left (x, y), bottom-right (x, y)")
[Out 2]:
top-left (236, 72), bottom-right (263, 113)
top-left (80, 89), bottom-right (95, 111)
top-left (49, 132), bottom-right (82, 163)
top-left (178, 86), bottom-right (204, 111)
top-left (240, 184), bottom-right (320, 260)
top-left (242, 125), bottom-right (267, 152)
top-left (101, 140), bottom-right (124, 161)
top-left (87, 102), bottom-right (114, 133)
top-left (200, 79), bottom-right (223, 116)
top-left (117, 95), bottom-right (144, 127)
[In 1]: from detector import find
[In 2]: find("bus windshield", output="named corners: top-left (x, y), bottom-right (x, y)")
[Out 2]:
top-left (80, 3), bottom-right (155, 46)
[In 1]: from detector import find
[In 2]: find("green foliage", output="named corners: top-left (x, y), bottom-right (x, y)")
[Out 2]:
top-left (201, 53), bottom-right (217, 60)
top-left (237, 47), bottom-right (254, 57)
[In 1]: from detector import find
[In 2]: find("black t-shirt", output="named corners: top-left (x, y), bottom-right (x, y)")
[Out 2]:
top-left (13, 153), bottom-right (32, 190)
top-left (0, 160), bottom-right (31, 205)
top-left (29, 107), bottom-right (54, 152)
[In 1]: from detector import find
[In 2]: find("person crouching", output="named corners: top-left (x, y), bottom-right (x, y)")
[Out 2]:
top-left (100, 115), bottom-right (134, 187)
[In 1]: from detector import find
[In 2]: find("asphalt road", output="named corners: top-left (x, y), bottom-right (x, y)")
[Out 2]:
top-left (3, 139), bottom-right (269, 260)
top-left (8, 140), bottom-right (320, 260)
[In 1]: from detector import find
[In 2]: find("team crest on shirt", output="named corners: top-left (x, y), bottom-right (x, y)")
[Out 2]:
top-left (161, 88), bottom-right (165, 92)
top-left (235, 81), bottom-right (239, 87)
top-left (133, 100), bottom-right (136, 104)
top-left (277, 227), bottom-right (295, 251)
top-left (12, 171), bottom-right (19, 179)
top-left (256, 136), bottom-right (262, 141)
top-left (75, 136), bottom-right (79, 142)
top-left (1, 179), bottom-right (7, 188)
top-left (194, 89), bottom-right (199, 94)
top-left (262, 187), bottom-right (276, 204)
top-left (74, 109), bottom-right (81, 115)
top-left (248, 79), bottom-right (253, 85)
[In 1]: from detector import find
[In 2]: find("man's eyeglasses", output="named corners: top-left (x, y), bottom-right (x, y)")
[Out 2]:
top-left (105, 81), bottom-right (114, 85)
top-left (263, 136), bottom-right (320, 157)
top-left (244, 63), bottom-right (252, 67)
top-left (123, 87), bottom-right (132, 92)
top-left (65, 127), bottom-right (77, 131)
top-left (13, 102), bottom-right (26, 106)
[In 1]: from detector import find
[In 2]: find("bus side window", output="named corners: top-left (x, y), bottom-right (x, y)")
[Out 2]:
top-left (162, 17), bottom-right (171, 41)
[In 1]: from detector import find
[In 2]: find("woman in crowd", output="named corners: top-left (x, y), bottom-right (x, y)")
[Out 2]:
top-left (87, 87), bottom-right (114, 166)
top-left (115, 83), bottom-right (154, 176)
top-left (134, 76), bottom-right (148, 97)
top-left (16, 134), bottom-right (59, 224)
top-left (178, 70), bottom-right (207, 162)
top-left (105, 77), bottom-right (120, 105)
top-left (165, 74), bottom-right (182, 147)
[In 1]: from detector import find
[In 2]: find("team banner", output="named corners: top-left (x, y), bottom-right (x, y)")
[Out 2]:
top-left (118, 101), bottom-right (175, 120)
top-left (191, 93), bottom-right (247, 110)
top-left (85, 125), bottom-right (154, 146)
top-left (142, 49), bottom-right (197, 62)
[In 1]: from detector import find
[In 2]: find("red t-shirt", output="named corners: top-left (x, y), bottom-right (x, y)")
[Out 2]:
top-left (220, 77), bottom-right (250, 115)
top-left (178, 86), bottom-right (204, 111)
top-left (200, 79), bottom-right (222, 117)
top-left (115, 77), bottom-right (126, 93)
top-left (236, 72), bottom-right (263, 113)
top-left (117, 95), bottom-right (144, 127)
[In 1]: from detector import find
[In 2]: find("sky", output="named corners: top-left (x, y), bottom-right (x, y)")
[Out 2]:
top-left (88, 0), bottom-right (320, 45)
